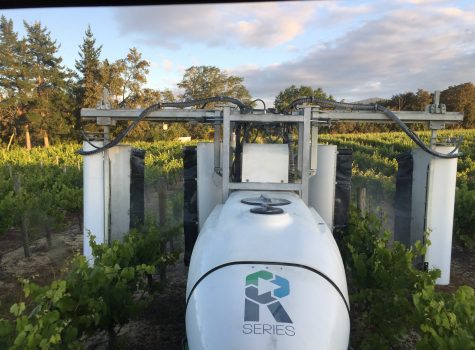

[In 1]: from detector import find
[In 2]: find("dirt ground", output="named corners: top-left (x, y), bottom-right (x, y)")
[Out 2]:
top-left (0, 222), bottom-right (188, 349)
top-left (0, 220), bottom-right (474, 349)
top-left (0, 224), bottom-right (82, 319)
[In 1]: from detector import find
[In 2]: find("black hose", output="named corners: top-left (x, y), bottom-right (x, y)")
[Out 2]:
top-left (80, 130), bottom-right (102, 150)
top-left (78, 96), bottom-right (249, 156)
top-left (250, 98), bottom-right (266, 112)
top-left (288, 97), bottom-right (378, 111)
top-left (375, 104), bottom-right (461, 159)
top-left (162, 95), bottom-right (249, 113)
top-left (288, 97), bottom-right (461, 159)
top-left (78, 102), bottom-right (162, 156)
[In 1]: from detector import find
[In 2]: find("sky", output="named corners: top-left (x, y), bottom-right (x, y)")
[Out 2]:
top-left (2, 0), bottom-right (475, 107)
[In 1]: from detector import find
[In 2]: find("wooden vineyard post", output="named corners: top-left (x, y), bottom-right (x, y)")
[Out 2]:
top-left (158, 177), bottom-right (168, 281)
top-left (13, 175), bottom-right (31, 258)
top-left (43, 130), bottom-right (50, 148)
top-left (159, 177), bottom-right (167, 227)
top-left (357, 187), bottom-right (367, 217)
top-left (77, 210), bottom-right (83, 233)
top-left (25, 125), bottom-right (31, 150)
top-left (7, 132), bottom-right (14, 150)
top-left (45, 224), bottom-right (53, 250)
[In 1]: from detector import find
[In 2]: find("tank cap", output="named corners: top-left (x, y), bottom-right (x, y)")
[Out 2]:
top-left (250, 205), bottom-right (284, 215)
top-left (241, 194), bottom-right (290, 206)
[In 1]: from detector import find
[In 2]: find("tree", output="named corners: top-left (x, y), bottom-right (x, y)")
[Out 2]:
top-left (177, 66), bottom-right (255, 139)
top-left (117, 47), bottom-right (150, 108)
top-left (24, 20), bottom-right (73, 146)
top-left (97, 49), bottom-right (151, 140)
top-left (415, 89), bottom-right (432, 111)
top-left (177, 65), bottom-right (252, 106)
top-left (75, 25), bottom-right (102, 108)
top-left (274, 84), bottom-right (333, 113)
top-left (384, 92), bottom-right (418, 111)
top-left (127, 88), bottom-right (162, 141)
top-left (177, 65), bottom-right (252, 139)
top-left (441, 83), bottom-right (475, 127)
top-left (99, 58), bottom-right (124, 108)
top-left (160, 88), bottom-right (175, 103)
top-left (0, 16), bottom-right (32, 144)
top-left (383, 89), bottom-right (432, 112)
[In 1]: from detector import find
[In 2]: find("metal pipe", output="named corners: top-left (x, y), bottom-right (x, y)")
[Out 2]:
top-left (214, 114), bottom-right (221, 175)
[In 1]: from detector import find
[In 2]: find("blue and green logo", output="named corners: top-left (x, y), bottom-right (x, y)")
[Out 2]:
top-left (244, 270), bottom-right (292, 323)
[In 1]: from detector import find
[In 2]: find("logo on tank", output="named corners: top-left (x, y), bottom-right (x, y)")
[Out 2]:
top-left (242, 270), bottom-right (295, 336)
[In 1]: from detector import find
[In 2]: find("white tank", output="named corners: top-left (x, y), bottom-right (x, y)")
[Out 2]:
top-left (186, 190), bottom-right (350, 350)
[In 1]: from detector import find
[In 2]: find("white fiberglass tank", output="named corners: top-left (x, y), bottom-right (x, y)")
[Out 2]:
top-left (186, 191), bottom-right (350, 350)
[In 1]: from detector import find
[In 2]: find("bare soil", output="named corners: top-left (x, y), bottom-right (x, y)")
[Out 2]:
top-left (0, 224), bottom-right (82, 319)
top-left (0, 220), bottom-right (473, 349)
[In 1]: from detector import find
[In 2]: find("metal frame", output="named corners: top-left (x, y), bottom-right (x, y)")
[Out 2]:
top-left (311, 110), bottom-right (462, 123)
top-left (82, 108), bottom-right (463, 124)
top-left (80, 92), bottom-right (464, 204)
top-left (221, 107), bottom-right (312, 202)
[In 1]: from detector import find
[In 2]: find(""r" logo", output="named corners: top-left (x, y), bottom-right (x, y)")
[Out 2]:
top-left (244, 270), bottom-right (292, 323)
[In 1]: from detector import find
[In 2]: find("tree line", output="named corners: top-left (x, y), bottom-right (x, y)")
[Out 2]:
top-left (275, 84), bottom-right (475, 133)
top-left (1, 15), bottom-right (474, 148)
top-left (0, 17), bottom-right (253, 145)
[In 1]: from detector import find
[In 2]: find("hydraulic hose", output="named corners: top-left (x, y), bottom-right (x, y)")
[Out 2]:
top-left (288, 97), bottom-right (462, 159)
top-left (162, 95), bottom-right (250, 113)
top-left (78, 96), bottom-right (249, 156)
top-left (78, 102), bottom-right (162, 156)
top-left (374, 104), bottom-right (461, 159)
top-left (250, 98), bottom-right (266, 112)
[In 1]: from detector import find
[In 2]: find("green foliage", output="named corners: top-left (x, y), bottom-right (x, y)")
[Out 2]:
top-left (382, 89), bottom-right (432, 112)
top-left (23, 20), bottom-right (75, 145)
top-left (441, 82), bottom-right (475, 128)
top-left (344, 208), bottom-right (475, 349)
top-left (0, 16), bottom-right (34, 143)
top-left (273, 84), bottom-right (333, 113)
top-left (6, 280), bottom-right (83, 350)
top-left (320, 129), bottom-right (475, 244)
top-left (178, 65), bottom-right (252, 104)
top-left (342, 208), bottom-right (439, 349)
top-left (0, 225), bottom-right (178, 350)
top-left (454, 186), bottom-right (475, 249)
top-left (0, 16), bottom-right (75, 146)
top-left (0, 163), bottom-right (83, 241)
top-left (127, 223), bottom-right (181, 271)
top-left (117, 47), bottom-right (150, 107)
top-left (414, 286), bottom-right (475, 349)
top-left (177, 65), bottom-right (252, 139)
top-left (0, 141), bottom-right (193, 240)
top-left (75, 25), bottom-right (103, 109)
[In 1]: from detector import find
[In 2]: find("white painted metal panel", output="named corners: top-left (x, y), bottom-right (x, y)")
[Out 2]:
top-left (83, 141), bottom-right (105, 262)
top-left (308, 145), bottom-right (337, 229)
top-left (241, 144), bottom-right (289, 183)
top-left (424, 147), bottom-right (458, 285)
top-left (109, 145), bottom-right (132, 242)
top-left (197, 142), bottom-right (223, 230)
top-left (411, 147), bottom-right (458, 285)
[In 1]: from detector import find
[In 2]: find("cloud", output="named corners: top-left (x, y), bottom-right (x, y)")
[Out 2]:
top-left (286, 45), bottom-right (299, 53)
top-left (395, 0), bottom-right (449, 4)
top-left (114, 2), bottom-right (317, 49)
top-left (313, 2), bottom-right (373, 25)
top-left (231, 5), bottom-right (475, 103)
top-left (162, 58), bottom-right (173, 72)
